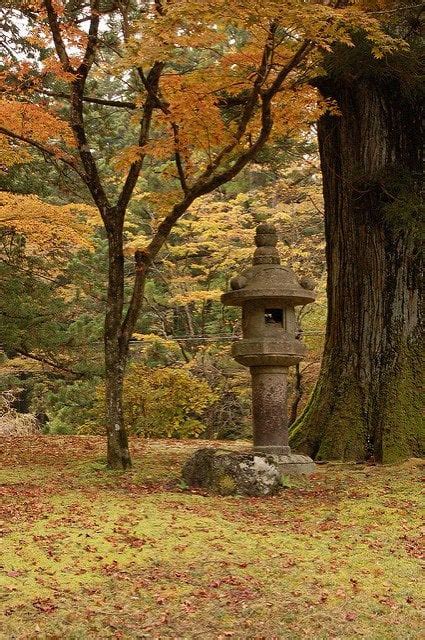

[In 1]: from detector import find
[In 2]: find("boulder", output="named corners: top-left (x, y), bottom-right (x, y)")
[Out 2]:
top-left (181, 447), bottom-right (282, 496)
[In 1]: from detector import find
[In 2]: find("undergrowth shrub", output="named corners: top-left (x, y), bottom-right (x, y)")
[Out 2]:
top-left (80, 364), bottom-right (217, 438)
top-left (0, 390), bottom-right (39, 436)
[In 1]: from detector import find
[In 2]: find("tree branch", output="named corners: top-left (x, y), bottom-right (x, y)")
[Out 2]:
top-left (199, 23), bottom-right (277, 183)
top-left (14, 349), bottom-right (83, 378)
top-left (117, 31), bottom-right (312, 348)
top-left (263, 40), bottom-right (313, 99)
top-left (43, 0), bottom-right (73, 72)
top-left (37, 89), bottom-right (250, 112)
top-left (40, 90), bottom-right (137, 110)
top-left (43, 0), bottom-right (110, 215)
top-left (77, 0), bottom-right (101, 75)
top-left (116, 61), bottom-right (164, 213)
top-left (172, 123), bottom-right (188, 194)
top-left (0, 126), bottom-right (85, 178)
top-left (193, 96), bottom-right (273, 199)
top-left (120, 250), bottom-right (147, 348)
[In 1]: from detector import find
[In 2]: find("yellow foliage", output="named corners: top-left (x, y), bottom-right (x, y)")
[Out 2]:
top-left (0, 137), bottom-right (32, 169)
top-left (0, 192), bottom-right (97, 254)
top-left (0, 0), bottom-right (406, 205)
top-left (122, 364), bottom-right (217, 438)
top-left (129, 158), bottom-right (325, 317)
top-left (110, 0), bottom-right (403, 182)
top-left (111, 145), bottom-right (145, 173)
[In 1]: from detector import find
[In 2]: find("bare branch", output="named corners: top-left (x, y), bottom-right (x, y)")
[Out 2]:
top-left (172, 123), bottom-right (188, 195)
top-left (43, 0), bottom-right (73, 72)
top-left (116, 62), bottom-right (165, 213)
top-left (14, 349), bottom-right (83, 378)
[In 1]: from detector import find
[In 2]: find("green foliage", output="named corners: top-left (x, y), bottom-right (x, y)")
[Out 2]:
top-left (380, 170), bottom-right (425, 240)
top-left (322, 29), bottom-right (425, 99)
top-left (33, 378), bottom-right (100, 435)
top-left (0, 234), bottom-right (69, 355)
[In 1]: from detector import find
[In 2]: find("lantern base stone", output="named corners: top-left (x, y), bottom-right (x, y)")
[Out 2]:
top-left (269, 452), bottom-right (316, 476)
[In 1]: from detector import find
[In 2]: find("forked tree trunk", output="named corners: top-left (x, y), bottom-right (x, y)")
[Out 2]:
top-left (290, 75), bottom-right (423, 462)
top-left (104, 220), bottom-right (131, 469)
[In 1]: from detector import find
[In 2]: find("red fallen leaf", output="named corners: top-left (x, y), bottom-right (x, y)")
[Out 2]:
top-left (182, 600), bottom-right (196, 613)
top-left (345, 612), bottom-right (357, 621)
top-left (32, 598), bottom-right (57, 613)
top-left (6, 570), bottom-right (21, 577)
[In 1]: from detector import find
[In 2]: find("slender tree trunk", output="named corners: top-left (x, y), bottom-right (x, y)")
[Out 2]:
top-left (104, 218), bottom-right (131, 469)
top-left (290, 74), bottom-right (423, 463)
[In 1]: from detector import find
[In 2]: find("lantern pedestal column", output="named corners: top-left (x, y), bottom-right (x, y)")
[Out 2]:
top-left (249, 364), bottom-right (315, 475)
top-left (250, 366), bottom-right (291, 456)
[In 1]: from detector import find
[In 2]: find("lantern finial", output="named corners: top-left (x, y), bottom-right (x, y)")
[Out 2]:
top-left (253, 224), bottom-right (280, 265)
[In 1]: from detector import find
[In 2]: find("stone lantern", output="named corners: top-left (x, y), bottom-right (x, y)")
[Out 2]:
top-left (221, 223), bottom-right (316, 473)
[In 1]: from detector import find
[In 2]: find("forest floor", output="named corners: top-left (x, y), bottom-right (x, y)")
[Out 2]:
top-left (0, 436), bottom-right (423, 640)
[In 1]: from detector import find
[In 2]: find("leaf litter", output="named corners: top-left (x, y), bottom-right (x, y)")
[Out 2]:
top-left (0, 436), bottom-right (423, 639)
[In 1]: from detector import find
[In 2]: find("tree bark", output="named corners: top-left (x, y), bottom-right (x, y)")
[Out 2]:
top-left (290, 74), bottom-right (423, 462)
top-left (104, 219), bottom-right (131, 469)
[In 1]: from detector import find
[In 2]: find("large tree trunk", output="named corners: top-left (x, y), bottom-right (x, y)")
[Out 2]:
top-left (104, 221), bottom-right (131, 469)
top-left (290, 74), bottom-right (423, 463)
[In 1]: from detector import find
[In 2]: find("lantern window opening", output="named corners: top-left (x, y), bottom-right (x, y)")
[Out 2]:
top-left (264, 308), bottom-right (285, 327)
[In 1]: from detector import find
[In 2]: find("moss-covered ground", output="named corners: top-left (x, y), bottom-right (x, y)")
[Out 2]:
top-left (0, 436), bottom-right (423, 639)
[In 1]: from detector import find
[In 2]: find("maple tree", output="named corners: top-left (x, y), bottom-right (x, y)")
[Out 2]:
top-left (0, 0), bottom-right (405, 468)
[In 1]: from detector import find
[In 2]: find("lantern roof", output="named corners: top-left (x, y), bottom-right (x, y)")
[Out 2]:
top-left (221, 223), bottom-right (316, 307)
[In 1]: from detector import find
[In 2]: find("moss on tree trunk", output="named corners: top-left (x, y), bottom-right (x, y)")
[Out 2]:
top-left (290, 68), bottom-right (424, 462)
